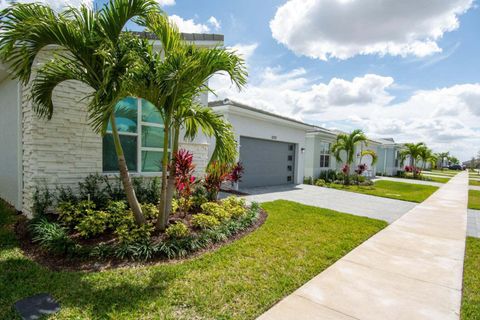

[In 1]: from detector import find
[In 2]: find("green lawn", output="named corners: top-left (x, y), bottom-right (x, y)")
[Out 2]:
top-left (329, 180), bottom-right (438, 203)
top-left (469, 179), bottom-right (480, 187)
top-left (461, 237), bottom-right (480, 319)
top-left (431, 169), bottom-right (459, 176)
top-left (426, 176), bottom-right (450, 183)
top-left (469, 190), bottom-right (480, 210)
top-left (0, 200), bottom-right (386, 319)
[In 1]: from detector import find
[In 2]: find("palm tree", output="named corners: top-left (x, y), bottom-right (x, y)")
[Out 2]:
top-left (419, 147), bottom-right (436, 170)
top-left (0, 0), bottom-right (160, 225)
top-left (331, 129), bottom-right (368, 169)
top-left (400, 142), bottom-right (426, 178)
top-left (122, 13), bottom-right (247, 230)
top-left (437, 152), bottom-right (450, 170)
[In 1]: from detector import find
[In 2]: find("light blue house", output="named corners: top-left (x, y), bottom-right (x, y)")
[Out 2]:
top-left (375, 138), bottom-right (403, 176)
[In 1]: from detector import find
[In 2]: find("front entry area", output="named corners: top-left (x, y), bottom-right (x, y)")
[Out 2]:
top-left (239, 136), bottom-right (295, 188)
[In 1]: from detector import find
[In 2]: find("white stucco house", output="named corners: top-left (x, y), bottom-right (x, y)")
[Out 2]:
top-left (209, 99), bottom-right (313, 188)
top-left (0, 33), bottom-right (224, 215)
top-left (375, 138), bottom-right (403, 176)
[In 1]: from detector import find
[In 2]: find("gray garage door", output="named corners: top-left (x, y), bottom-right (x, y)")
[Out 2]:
top-left (239, 137), bottom-right (295, 188)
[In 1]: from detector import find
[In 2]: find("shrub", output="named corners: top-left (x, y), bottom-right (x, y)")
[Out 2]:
top-left (75, 210), bottom-right (108, 238)
top-left (191, 185), bottom-right (209, 211)
top-left (55, 185), bottom-right (78, 204)
top-left (359, 180), bottom-right (374, 186)
top-left (132, 176), bottom-right (161, 204)
top-left (79, 174), bottom-right (110, 208)
top-left (115, 221), bottom-right (154, 245)
top-left (357, 175), bottom-right (366, 183)
top-left (314, 179), bottom-right (326, 187)
top-left (165, 222), bottom-right (190, 239)
top-left (204, 162), bottom-right (231, 201)
top-left (221, 196), bottom-right (247, 219)
top-left (227, 162), bottom-right (244, 184)
top-left (396, 170), bottom-right (406, 178)
top-left (32, 185), bottom-right (54, 216)
top-left (318, 170), bottom-right (337, 183)
top-left (104, 176), bottom-right (125, 201)
top-left (303, 177), bottom-right (313, 185)
top-left (201, 202), bottom-right (231, 221)
top-left (104, 200), bottom-right (128, 229)
top-left (141, 203), bottom-right (159, 221)
top-left (56, 201), bottom-right (78, 225)
top-left (30, 218), bottom-right (77, 255)
top-left (191, 214), bottom-right (220, 230)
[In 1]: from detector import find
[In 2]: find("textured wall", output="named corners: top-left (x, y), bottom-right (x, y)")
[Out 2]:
top-left (21, 51), bottom-right (210, 215)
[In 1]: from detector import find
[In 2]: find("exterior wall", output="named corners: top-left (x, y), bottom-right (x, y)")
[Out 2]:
top-left (304, 133), bottom-right (337, 179)
top-left (214, 108), bottom-right (308, 185)
top-left (20, 51), bottom-right (209, 215)
top-left (0, 79), bottom-right (22, 209)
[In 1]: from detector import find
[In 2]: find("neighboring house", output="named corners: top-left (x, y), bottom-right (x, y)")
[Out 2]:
top-left (376, 138), bottom-right (403, 176)
top-left (304, 127), bottom-right (338, 178)
top-left (209, 99), bottom-right (313, 189)
top-left (0, 33), bottom-right (223, 215)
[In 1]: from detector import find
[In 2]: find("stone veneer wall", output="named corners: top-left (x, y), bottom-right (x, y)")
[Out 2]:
top-left (21, 54), bottom-right (210, 215)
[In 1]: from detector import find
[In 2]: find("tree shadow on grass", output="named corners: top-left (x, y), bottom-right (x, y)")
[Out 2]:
top-left (0, 256), bottom-right (184, 319)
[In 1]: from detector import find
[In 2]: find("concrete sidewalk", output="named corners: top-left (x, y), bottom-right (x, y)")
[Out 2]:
top-left (258, 172), bottom-right (468, 320)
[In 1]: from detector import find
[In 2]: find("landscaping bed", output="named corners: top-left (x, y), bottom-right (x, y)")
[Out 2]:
top-left (461, 237), bottom-right (480, 319)
top-left (0, 199), bottom-right (386, 319)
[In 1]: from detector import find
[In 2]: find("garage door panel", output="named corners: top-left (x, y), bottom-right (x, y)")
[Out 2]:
top-left (239, 137), bottom-right (295, 188)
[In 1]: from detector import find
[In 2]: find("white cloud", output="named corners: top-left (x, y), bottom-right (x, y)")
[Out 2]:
top-left (168, 15), bottom-right (211, 33)
top-left (209, 43), bottom-right (480, 160)
top-left (270, 0), bottom-right (473, 60)
top-left (207, 16), bottom-right (221, 31)
top-left (0, 0), bottom-right (92, 10)
top-left (157, 0), bottom-right (175, 6)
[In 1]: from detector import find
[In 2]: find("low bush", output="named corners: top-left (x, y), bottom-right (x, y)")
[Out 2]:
top-left (303, 177), bottom-right (314, 185)
top-left (114, 220), bottom-right (154, 245)
top-left (201, 202), bottom-right (231, 221)
top-left (190, 186), bottom-right (209, 211)
top-left (191, 213), bottom-right (220, 230)
top-left (32, 185), bottom-right (54, 216)
top-left (104, 200), bottom-right (128, 229)
top-left (141, 203), bottom-right (159, 221)
top-left (55, 185), bottom-right (78, 204)
top-left (165, 222), bottom-right (190, 239)
top-left (75, 210), bottom-right (108, 238)
top-left (79, 174), bottom-right (110, 209)
top-left (30, 218), bottom-right (77, 255)
top-left (318, 170), bottom-right (337, 182)
top-left (315, 179), bottom-right (326, 187)
top-left (222, 196), bottom-right (247, 219)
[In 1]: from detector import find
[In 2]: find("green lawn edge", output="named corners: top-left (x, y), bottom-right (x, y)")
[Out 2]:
top-left (0, 199), bottom-right (386, 319)
top-left (461, 237), bottom-right (480, 319)
top-left (469, 190), bottom-right (480, 210)
top-left (328, 180), bottom-right (438, 203)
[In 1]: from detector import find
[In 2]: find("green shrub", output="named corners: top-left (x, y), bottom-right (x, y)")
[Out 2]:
top-left (79, 174), bottom-right (110, 208)
top-left (303, 177), bottom-right (314, 185)
top-left (56, 201), bottom-right (77, 225)
top-left (191, 185), bottom-right (209, 210)
top-left (165, 222), bottom-right (190, 239)
top-left (132, 176), bottom-right (161, 204)
top-left (359, 180), bottom-right (374, 186)
top-left (221, 196), bottom-right (247, 219)
top-left (32, 185), bottom-right (54, 216)
top-left (201, 202), bottom-right (231, 221)
top-left (318, 170), bottom-right (337, 182)
top-left (141, 203), bottom-right (159, 221)
top-left (75, 210), bottom-right (109, 238)
top-left (114, 216), bottom-right (154, 245)
top-left (357, 175), bottom-right (366, 183)
top-left (30, 218), bottom-right (77, 255)
top-left (104, 200), bottom-right (128, 228)
top-left (55, 185), bottom-right (78, 204)
top-left (191, 214), bottom-right (220, 230)
top-left (314, 179), bottom-right (326, 186)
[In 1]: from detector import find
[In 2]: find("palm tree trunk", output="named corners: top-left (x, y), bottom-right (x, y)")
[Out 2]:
top-left (110, 114), bottom-right (145, 225)
top-left (156, 122), bottom-right (170, 231)
top-left (164, 125), bottom-right (180, 226)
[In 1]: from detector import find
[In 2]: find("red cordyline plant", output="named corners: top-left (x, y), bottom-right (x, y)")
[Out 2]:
top-left (355, 164), bottom-right (368, 175)
top-left (204, 161), bottom-right (231, 201)
top-left (173, 149), bottom-right (196, 202)
top-left (405, 165), bottom-right (421, 175)
top-left (228, 162), bottom-right (244, 184)
top-left (341, 164), bottom-right (350, 174)
top-left (341, 164), bottom-right (350, 185)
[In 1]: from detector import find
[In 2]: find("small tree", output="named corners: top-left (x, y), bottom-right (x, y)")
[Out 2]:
top-left (400, 143), bottom-right (426, 179)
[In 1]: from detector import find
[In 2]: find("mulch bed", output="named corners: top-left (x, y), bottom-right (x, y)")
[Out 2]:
top-left (14, 209), bottom-right (268, 272)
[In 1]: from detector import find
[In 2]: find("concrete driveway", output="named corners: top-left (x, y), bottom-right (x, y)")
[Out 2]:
top-left (241, 184), bottom-right (416, 223)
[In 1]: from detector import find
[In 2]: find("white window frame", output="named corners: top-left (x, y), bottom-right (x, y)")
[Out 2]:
top-left (319, 141), bottom-right (331, 168)
top-left (104, 97), bottom-right (170, 176)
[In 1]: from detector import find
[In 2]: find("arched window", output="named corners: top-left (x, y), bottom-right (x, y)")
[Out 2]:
top-left (102, 97), bottom-right (168, 173)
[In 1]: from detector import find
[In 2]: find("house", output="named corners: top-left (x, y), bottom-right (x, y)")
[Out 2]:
top-left (0, 33), bottom-right (223, 215)
top-left (375, 138), bottom-right (403, 176)
top-left (209, 99), bottom-right (313, 189)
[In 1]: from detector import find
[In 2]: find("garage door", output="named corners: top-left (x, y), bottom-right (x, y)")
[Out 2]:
top-left (239, 137), bottom-right (295, 188)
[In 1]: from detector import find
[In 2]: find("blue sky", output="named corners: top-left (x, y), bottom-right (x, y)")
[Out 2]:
top-left (4, 0), bottom-right (479, 160)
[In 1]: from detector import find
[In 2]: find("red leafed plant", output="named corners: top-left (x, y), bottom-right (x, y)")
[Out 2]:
top-left (228, 162), bottom-right (244, 183)
top-left (204, 161), bottom-right (232, 201)
top-left (355, 163), bottom-right (368, 175)
top-left (174, 149), bottom-right (196, 199)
